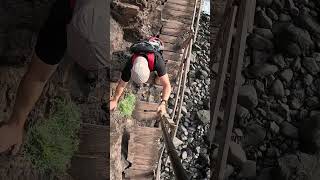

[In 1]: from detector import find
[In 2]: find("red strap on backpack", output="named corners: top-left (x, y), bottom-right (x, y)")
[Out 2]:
top-left (70, 0), bottom-right (76, 9)
top-left (131, 53), bottom-right (155, 71)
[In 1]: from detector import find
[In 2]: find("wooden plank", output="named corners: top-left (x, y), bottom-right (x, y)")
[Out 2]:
top-left (77, 123), bottom-right (109, 155)
top-left (69, 155), bottom-right (108, 180)
top-left (159, 34), bottom-right (178, 44)
top-left (162, 9), bottom-right (193, 23)
top-left (214, 0), bottom-right (252, 180)
top-left (163, 42), bottom-right (184, 53)
top-left (166, 60), bottom-right (181, 78)
top-left (162, 51), bottom-right (183, 62)
top-left (165, 2), bottom-right (194, 13)
top-left (163, 8), bottom-right (191, 18)
top-left (162, 19), bottom-right (189, 30)
top-left (167, 0), bottom-right (195, 7)
top-left (126, 127), bottom-right (162, 179)
top-left (133, 101), bottom-right (159, 121)
top-left (208, 6), bottom-right (237, 145)
top-left (162, 27), bottom-right (182, 37)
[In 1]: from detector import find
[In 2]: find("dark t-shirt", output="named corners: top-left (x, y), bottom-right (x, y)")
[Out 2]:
top-left (121, 52), bottom-right (167, 82)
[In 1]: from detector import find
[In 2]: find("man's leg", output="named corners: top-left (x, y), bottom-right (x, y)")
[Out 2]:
top-left (9, 53), bottom-right (58, 127)
top-left (0, 53), bottom-right (57, 154)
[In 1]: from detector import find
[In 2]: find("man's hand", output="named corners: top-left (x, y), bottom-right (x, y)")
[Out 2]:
top-left (0, 123), bottom-right (23, 155)
top-left (157, 102), bottom-right (167, 117)
top-left (110, 98), bottom-right (118, 111)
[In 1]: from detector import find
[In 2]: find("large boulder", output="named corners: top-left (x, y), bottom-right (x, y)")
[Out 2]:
top-left (273, 23), bottom-right (314, 56)
top-left (302, 57), bottom-right (320, 75)
top-left (238, 85), bottom-right (258, 109)
top-left (248, 64), bottom-right (279, 78)
top-left (275, 152), bottom-right (320, 180)
top-left (247, 33), bottom-right (274, 51)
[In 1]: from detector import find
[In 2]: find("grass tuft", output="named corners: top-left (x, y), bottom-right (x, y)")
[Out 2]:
top-left (118, 93), bottom-right (136, 118)
top-left (24, 97), bottom-right (81, 175)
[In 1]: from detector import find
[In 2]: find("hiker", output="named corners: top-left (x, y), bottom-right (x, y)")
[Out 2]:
top-left (0, 0), bottom-right (107, 154)
top-left (110, 37), bottom-right (172, 116)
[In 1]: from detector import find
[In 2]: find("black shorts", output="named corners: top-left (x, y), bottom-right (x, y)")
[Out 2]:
top-left (35, 0), bottom-right (73, 65)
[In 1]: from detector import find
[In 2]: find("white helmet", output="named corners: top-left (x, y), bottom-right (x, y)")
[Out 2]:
top-left (131, 56), bottom-right (150, 84)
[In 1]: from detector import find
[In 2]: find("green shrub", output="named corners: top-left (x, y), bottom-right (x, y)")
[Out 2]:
top-left (24, 98), bottom-right (81, 175)
top-left (118, 93), bottom-right (136, 118)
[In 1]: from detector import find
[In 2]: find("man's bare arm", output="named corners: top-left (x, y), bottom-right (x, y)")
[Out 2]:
top-left (112, 79), bottom-right (128, 102)
top-left (158, 74), bottom-right (172, 101)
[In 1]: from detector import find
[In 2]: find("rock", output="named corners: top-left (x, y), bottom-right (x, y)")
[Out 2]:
top-left (286, 24), bottom-right (314, 56)
top-left (291, 56), bottom-right (301, 71)
top-left (239, 160), bottom-right (257, 179)
top-left (244, 124), bottom-right (266, 146)
top-left (252, 50), bottom-right (271, 65)
top-left (256, 10), bottom-right (273, 29)
top-left (271, 79), bottom-right (285, 97)
top-left (304, 74), bottom-right (313, 86)
top-left (234, 128), bottom-right (244, 137)
top-left (313, 52), bottom-right (320, 62)
top-left (236, 104), bottom-right (250, 120)
top-left (182, 151), bottom-right (187, 160)
top-left (279, 69), bottom-right (293, 83)
top-left (268, 110), bottom-right (285, 124)
top-left (238, 85), bottom-right (258, 109)
top-left (197, 110), bottom-right (210, 124)
top-left (286, 42), bottom-right (302, 57)
top-left (266, 8), bottom-right (278, 21)
top-left (295, 13), bottom-right (320, 39)
top-left (289, 97), bottom-right (302, 109)
top-left (173, 137), bottom-right (184, 147)
top-left (306, 96), bottom-right (319, 108)
top-left (271, 0), bottom-right (284, 11)
top-left (257, 168), bottom-right (273, 180)
top-left (253, 28), bottom-right (274, 39)
top-left (181, 106), bottom-right (188, 115)
top-left (249, 64), bottom-right (278, 78)
top-left (247, 33), bottom-right (274, 51)
top-left (279, 13), bottom-right (291, 22)
top-left (299, 112), bottom-right (320, 153)
top-left (224, 164), bottom-right (234, 179)
top-left (257, 0), bottom-right (273, 6)
top-left (200, 69), bottom-right (208, 78)
top-left (280, 121), bottom-right (299, 139)
top-left (271, 54), bottom-right (286, 68)
top-left (255, 80), bottom-right (265, 93)
top-left (228, 141), bottom-right (247, 166)
top-left (211, 62), bottom-right (219, 74)
top-left (302, 57), bottom-right (320, 75)
top-left (276, 153), bottom-right (320, 180)
top-left (270, 121), bottom-right (280, 133)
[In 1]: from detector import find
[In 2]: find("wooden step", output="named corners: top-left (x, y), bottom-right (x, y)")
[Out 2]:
top-left (159, 34), bottom-right (178, 44)
top-left (133, 101), bottom-right (159, 121)
top-left (163, 51), bottom-right (183, 61)
top-left (162, 9), bottom-right (193, 23)
top-left (162, 19), bottom-right (190, 30)
top-left (165, 2), bottom-right (195, 13)
top-left (125, 127), bottom-right (162, 179)
top-left (167, 0), bottom-right (195, 7)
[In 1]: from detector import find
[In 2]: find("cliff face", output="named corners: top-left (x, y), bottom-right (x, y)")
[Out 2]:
top-left (110, 0), bottom-right (163, 44)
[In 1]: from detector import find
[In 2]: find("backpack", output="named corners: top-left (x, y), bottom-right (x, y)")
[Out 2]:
top-left (129, 39), bottom-right (164, 71)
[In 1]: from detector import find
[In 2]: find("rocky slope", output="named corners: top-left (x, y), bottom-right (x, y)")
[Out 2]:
top-left (211, 0), bottom-right (320, 179)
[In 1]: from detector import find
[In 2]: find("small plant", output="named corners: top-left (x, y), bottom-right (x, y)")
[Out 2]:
top-left (118, 92), bottom-right (136, 118)
top-left (24, 98), bottom-right (81, 175)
